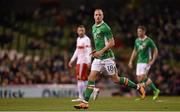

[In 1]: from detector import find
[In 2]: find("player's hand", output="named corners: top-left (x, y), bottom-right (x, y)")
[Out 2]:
top-left (128, 62), bottom-right (133, 69)
top-left (148, 60), bottom-right (154, 66)
top-left (90, 50), bottom-right (96, 55)
top-left (68, 61), bottom-right (73, 68)
top-left (87, 63), bottom-right (91, 68)
top-left (92, 50), bottom-right (103, 58)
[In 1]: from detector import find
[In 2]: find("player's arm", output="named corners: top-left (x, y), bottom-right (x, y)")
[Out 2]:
top-left (68, 48), bottom-right (78, 68)
top-left (92, 25), bottom-right (114, 58)
top-left (100, 37), bottom-right (115, 53)
top-left (148, 39), bottom-right (158, 66)
top-left (85, 38), bottom-right (92, 67)
top-left (92, 38), bottom-right (115, 58)
top-left (149, 47), bottom-right (158, 66)
top-left (128, 48), bottom-right (137, 69)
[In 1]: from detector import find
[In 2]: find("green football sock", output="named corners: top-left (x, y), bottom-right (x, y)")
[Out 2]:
top-left (149, 82), bottom-right (158, 91)
top-left (141, 77), bottom-right (148, 85)
top-left (84, 81), bottom-right (95, 102)
top-left (141, 78), bottom-right (157, 91)
top-left (119, 77), bottom-right (137, 89)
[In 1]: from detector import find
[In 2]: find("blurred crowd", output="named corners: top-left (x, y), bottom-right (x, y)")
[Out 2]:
top-left (0, 49), bottom-right (76, 85)
top-left (0, 0), bottom-right (180, 95)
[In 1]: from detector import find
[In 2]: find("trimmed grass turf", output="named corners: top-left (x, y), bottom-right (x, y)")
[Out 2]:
top-left (0, 96), bottom-right (180, 111)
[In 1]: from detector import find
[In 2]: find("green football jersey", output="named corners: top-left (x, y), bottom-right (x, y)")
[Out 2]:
top-left (134, 37), bottom-right (157, 63)
top-left (92, 22), bottom-right (114, 60)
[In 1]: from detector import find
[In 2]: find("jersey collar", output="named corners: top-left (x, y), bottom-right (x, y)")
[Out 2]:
top-left (139, 35), bottom-right (148, 41)
top-left (78, 35), bottom-right (87, 38)
top-left (95, 21), bottom-right (104, 27)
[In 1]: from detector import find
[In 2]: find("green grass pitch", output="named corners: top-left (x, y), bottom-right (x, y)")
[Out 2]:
top-left (0, 96), bottom-right (180, 111)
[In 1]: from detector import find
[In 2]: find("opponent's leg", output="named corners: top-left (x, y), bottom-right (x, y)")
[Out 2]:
top-left (72, 81), bottom-right (83, 102)
top-left (74, 71), bottom-right (99, 109)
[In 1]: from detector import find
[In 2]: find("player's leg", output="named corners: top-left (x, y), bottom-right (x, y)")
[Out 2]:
top-left (111, 74), bottom-right (145, 99)
top-left (74, 70), bottom-right (99, 109)
top-left (81, 81), bottom-right (100, 101)
top-left (82, 80), bottom-right (88, 98)
top-left (74, 59), bottom-right (101, 109)
top-left (137, 63), bottom-right (160, 100)
top-left (72, 80), bottom-right (83, 102)
top-left (112, 75), bottom-right (138, 89)
top-left (79, 63), bottom-right (88, 100)
top-left (92, 87), bottom-right (100, 100)
top-left (139, 76), bottom-right (160, 100)
top-left (84, 71), bottom-right (99, 102)
top-left (104, 58), bottom-right (138, 89)
top-left (72, 64), bottom-right (82, 102)
top-left (104, 58), bottom-right (145, 98)
top-left (73, 63), bottom-right (85, 102)
top-left (79, 81), bottom-right (85, 99)
top-left (81, 63), bottom-right (100, 101)
top-left (146, 78), bottom-right (160, 100)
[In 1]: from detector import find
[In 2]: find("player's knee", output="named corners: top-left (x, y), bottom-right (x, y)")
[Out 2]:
top-left (113, 79), bottom-right (119, 83)
top-left (137, 75), bottom-right (145, 82)
top-left (111, 75), bottom-right (119, 83)
top-left (146, 78), bottom-right (152, 85)
top-left (112, 78), bottom-right (117, 83)
top-left (88, 72), bottom-right (97, 81)
top-left (88, 75), bottom-right (94, 81)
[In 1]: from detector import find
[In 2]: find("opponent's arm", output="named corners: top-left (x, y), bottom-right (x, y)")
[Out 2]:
top-left (68, 48), bottom-right (77, 68)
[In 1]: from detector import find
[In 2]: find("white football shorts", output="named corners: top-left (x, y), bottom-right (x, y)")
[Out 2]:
top-left (136, 63), bottom-right (150, 76)
top-left (91, 58), bottom-right (117, 75)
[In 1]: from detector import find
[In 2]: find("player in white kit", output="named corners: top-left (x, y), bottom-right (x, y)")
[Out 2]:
top-left (69, 25), bottom-right (99, 102)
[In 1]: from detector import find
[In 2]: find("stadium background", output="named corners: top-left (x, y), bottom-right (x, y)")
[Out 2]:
top-left (0, 0), bottom-right (179, 99)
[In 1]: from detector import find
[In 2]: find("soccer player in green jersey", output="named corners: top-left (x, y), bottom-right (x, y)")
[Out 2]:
top-left (74, 9), bottom-right (145, 109)
top-left (128, 26), bottom-right (160, 100)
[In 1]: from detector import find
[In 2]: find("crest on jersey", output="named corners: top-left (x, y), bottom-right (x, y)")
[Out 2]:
top-left (139, 43), bottom-right (146, 50)
top-left (96, 29), bottom-right (101, 39)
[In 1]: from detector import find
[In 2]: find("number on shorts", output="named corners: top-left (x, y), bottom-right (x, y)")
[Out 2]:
top-left (107, 65), bottom-right (115, 72)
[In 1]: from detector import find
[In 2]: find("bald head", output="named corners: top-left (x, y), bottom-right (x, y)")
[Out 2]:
top-left (94, 9), bottom-right (104, 25)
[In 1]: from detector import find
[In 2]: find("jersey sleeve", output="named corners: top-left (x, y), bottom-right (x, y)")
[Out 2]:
top-left (85, 37), bottom-right (92, 64)
top-left (134, 39), bottom-right (138, 50)
top-left (70, 39), bottom-right (78, 62)
top-left (70, 48), bottom-right (77, 62)
top-left (103, 25), bottom-right (113, 40)
top-left (149, 38), bottom-right (157, 49)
